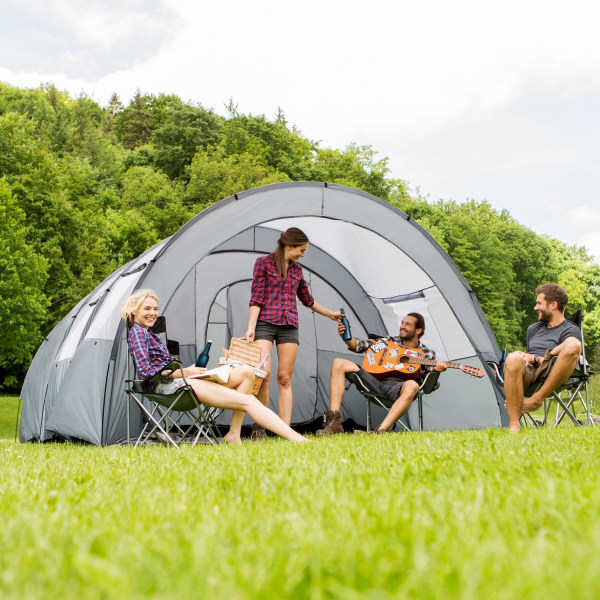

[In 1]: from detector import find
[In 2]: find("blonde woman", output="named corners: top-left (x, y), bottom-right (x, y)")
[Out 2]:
top-left (122, 289), bottom-right (307, 444)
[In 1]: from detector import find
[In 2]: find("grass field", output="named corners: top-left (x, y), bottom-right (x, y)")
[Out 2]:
top-left (1, 391), bottom-right (600, 599)
top-left (0, 395), bottom-right (19, 441)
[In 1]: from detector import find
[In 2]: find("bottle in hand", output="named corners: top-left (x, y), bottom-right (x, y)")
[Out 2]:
top-left (195, 340), bottom-right (212, 368)
top-left (340, 309), bottom-right (352, 342)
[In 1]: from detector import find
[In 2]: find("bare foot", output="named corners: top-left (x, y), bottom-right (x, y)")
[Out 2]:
top-left (223, 432), bottom-right (242, 445)
top-left (508, 425), bottom-right (521, 434)
top-left (521, 394), bottom-right (544, 413)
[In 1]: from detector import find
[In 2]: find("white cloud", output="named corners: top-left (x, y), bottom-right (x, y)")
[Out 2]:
top-left (2, 0), bottom-right (600, 263)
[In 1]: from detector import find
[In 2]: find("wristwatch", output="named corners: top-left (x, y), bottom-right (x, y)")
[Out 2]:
top-left (532, 355), bottom-right (541, 368)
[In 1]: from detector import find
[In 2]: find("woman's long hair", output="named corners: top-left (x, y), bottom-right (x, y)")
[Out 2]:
top-left (270, 227), bottom-right (309, 279)
top-left (121, 289), bottom-right (159, 325)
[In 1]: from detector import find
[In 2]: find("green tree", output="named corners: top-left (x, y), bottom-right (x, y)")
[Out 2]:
top-left (152, 103), bottom-right (223, 180)
top-left (185, 149), bottom-right (289, 208)
top-left (0, 179), bottom-right (49, 388)
top-left (114, 90), bottom-right (152, 149)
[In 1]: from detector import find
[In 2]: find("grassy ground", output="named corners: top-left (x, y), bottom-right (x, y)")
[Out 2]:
top-left (0, 394), bottom-right (20, 441)
top-left (1, 424), bottom-right (600, 599)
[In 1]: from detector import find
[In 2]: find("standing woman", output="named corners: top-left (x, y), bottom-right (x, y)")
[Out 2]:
top-left (243, 227), bottom-right (341, 436)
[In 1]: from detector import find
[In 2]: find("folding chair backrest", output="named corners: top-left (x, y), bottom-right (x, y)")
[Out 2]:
top-left (150, 316), bottom-right (180, 357)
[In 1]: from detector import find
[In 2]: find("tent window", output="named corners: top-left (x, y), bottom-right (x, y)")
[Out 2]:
top-left (206, 288), bottom-right (230, 367)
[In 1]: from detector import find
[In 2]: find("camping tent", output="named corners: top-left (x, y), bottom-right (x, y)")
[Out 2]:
top-left (20, 181), bottom-right (507, 444)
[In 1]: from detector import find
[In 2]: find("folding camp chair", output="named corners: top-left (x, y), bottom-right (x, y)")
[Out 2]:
top-left (515, 309), bottom-right (594, 429)
top-left (125, 317), bottom-right (221, 447)
top-left (346, 370), bottom-right (440, 432)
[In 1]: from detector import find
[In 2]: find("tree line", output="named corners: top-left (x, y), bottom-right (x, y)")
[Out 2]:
top-left (1, 82), bottom-right (598, 390)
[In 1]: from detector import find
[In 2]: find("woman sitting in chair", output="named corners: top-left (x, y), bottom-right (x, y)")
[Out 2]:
top-left (121, 289), bottom-right (307, 444)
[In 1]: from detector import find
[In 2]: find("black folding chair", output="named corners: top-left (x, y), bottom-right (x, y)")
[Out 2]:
top-left (346, 370), bottom-right (440, 432)
top-left (520, 309), bottom-right (594, 428)
top-left (125, 318), bottom-right (221, 447)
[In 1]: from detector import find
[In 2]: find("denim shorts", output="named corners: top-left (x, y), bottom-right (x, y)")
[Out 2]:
top-left (154, 377), bottom-right (184, 395)
top-left (255, 320), bottom-right (299, 345)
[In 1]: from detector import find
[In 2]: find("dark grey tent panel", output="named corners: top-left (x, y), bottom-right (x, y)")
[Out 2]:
top-left (20, 182), bottom-right (507, 445)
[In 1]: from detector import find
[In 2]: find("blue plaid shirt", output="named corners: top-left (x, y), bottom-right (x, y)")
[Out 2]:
top-left (249, 255), bottom-right (314, 327)
top-left (128, 322), bottom-right (175, 381)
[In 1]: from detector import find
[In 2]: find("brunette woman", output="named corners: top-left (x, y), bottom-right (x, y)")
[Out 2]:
top-left (242, 227), bottom-right (341, 438)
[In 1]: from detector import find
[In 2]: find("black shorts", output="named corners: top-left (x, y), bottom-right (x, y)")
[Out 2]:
top-left (356, 368), bottom-right (407, 401)
top-left (255, 320), bottom-right (300, 345)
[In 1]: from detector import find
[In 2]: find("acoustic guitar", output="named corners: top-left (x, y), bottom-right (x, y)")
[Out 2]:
top-left (362, 339), bottom-right (485, 379)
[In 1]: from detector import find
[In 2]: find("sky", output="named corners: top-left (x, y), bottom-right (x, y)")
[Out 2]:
top-left (2, 0), bottom-right (599, 262)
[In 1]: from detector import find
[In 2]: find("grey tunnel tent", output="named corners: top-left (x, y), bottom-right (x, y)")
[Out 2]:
top-left (20, 182), bottom-right (508, 445)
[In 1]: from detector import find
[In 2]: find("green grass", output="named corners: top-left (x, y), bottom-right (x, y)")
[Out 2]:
top-left (1, 427), bottom-right (600, 599)
top-left (0, 394), bottom-right (20, 441)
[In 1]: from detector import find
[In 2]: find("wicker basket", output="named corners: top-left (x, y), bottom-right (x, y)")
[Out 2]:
top-left (228, 338), bottom-right (265, 395)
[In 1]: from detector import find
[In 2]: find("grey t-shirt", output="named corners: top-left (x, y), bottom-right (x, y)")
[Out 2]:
top-left (526, 319), bottom-right (581, 356)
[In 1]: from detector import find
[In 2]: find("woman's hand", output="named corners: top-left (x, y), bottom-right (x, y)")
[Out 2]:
top-left (184, 366), bottom-right (207, 377)
top-left (311, 301), bottom-right (342, 322)
top-left (244, 328), bottom-right (255, 343)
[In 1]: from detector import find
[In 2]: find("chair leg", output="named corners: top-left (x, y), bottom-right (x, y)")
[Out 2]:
top-left (417, 392), bottom-right (423, 432)
top-left (127, 391), bottom-right (130, 446)
top-left (367, 399), bottom-right (372, 432)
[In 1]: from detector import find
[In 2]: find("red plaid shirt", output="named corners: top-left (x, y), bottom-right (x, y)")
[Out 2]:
top-left (128, 322), bottom-right (175, 381)
top-left (249, 255), bottom-right (314, 327)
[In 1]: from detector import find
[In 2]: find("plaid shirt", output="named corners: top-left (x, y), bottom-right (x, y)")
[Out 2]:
top-left (353, 335), bottom-right (436, 383)
top-left (128, 322), bottom-right (175, 381)
top-left (249, 255), bottom-right (314, 327)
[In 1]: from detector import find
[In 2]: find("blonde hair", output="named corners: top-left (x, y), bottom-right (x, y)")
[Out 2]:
top-left (121, 289), bottom-right (159, 325)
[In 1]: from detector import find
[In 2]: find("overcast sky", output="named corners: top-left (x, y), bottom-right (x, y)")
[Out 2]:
top-left (2, 0), bottom-right (599, 262)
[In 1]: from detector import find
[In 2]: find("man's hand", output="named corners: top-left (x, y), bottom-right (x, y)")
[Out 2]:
top-left (338, 322), bottom-right (348, 337)
top-left (434, 361), bottom-right (447, 372)
top-left (526, 353), bottom-right (539, 366)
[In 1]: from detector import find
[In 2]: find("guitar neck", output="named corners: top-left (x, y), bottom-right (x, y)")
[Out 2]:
top-left (407, 356), bottom-right (462, 371)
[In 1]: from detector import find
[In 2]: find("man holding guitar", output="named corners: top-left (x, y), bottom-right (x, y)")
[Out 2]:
top-left (316, 313), bottom-right (449, 435)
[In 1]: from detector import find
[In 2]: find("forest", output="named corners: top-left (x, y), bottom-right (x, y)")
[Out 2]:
top-left (1, 81), bottom-right (599, 390)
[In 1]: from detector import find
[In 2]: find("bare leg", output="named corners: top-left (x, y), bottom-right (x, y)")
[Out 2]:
top-left (254, 339), bottom-right (273, 408)
top-left (378, 380), bottom-right (419, 431)
top-left (188, 378), bottom-right (307, 442)
top-left (223, 365), bottom-right (254, 445)
top-left (276, 342), bottom-right (298, 425)
top-left (329, 358), bottom-right (360, 411)
top-left (504, 351), bottom-right (528, 433)
top-left (525, 339), bottom-right (582, 410)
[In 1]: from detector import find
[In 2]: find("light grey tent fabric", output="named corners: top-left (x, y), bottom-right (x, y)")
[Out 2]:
top-left (20, 182), bottom-right (507, 445)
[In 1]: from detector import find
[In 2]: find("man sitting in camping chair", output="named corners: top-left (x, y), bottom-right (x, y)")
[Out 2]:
top-left (316, 313), bottom-right (447, 435)
top-left (504, 283), bottom-right (582, 433)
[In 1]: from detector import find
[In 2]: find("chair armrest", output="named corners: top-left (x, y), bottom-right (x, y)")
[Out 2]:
top-left (420, 371), bottom-right (440, 395)
top-left (148, 361), bottom-right (190, 386)
top-left (486, 361), bottom-right (504, 384)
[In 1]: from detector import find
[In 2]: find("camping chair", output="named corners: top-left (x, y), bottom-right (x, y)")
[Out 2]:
top-left (125, 317), bottom-right (221, 447)
top-left (521, 311), bottom-right (594, 428)
top-left (346, 370), bottom-right (440, 432)
top-left (518, 309), bottom-right (594, 428)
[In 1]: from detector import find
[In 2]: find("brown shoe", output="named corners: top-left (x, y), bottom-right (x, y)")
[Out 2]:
top-left (354, 428), bottom-right (386, 435)
top-left (316, 410), bottom-right (344, 435)
top-left (251, 423), bottom-right (267, 441)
